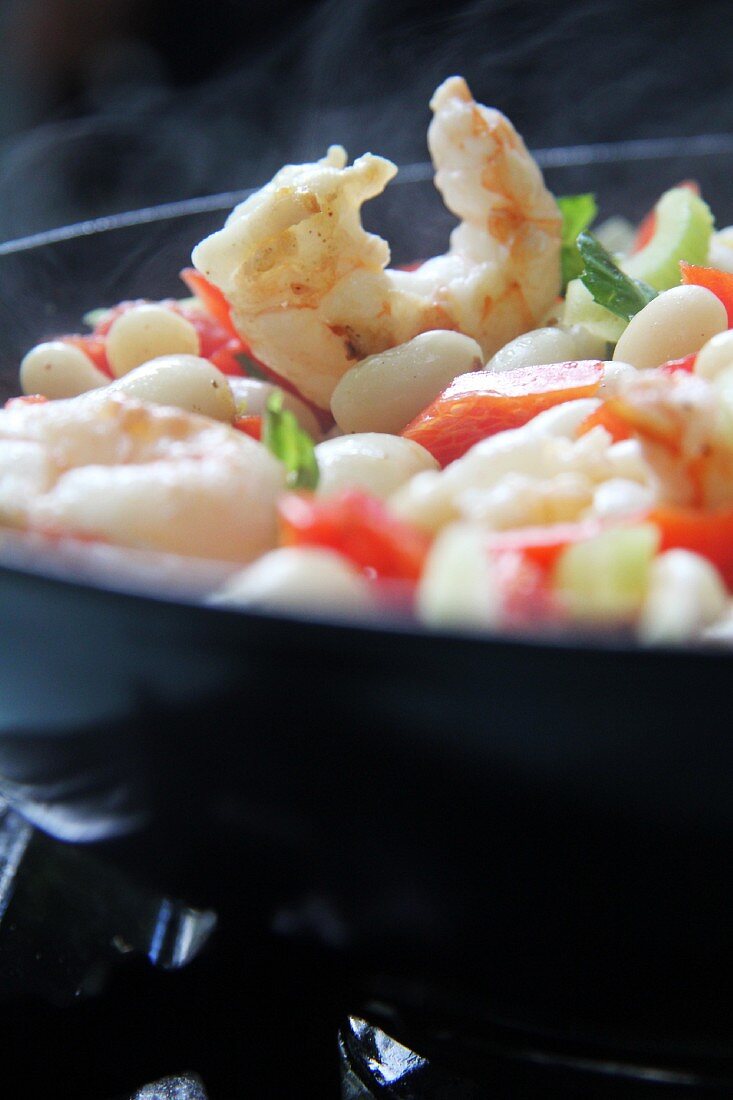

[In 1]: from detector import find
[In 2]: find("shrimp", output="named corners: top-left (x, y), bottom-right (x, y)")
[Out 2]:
top-left (0, 392), bottom-right (285, 561)
top-left (600, 367), bottom-right (733, 509)
top-left (191, 76), bottom-right (562, 409)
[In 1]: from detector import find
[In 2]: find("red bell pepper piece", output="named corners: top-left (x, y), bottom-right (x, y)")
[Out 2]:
top-left (208, 339), bottom-right (248, 377)
top-left (402, 361), bottom-right (605, 467)
top-left (232, 415), bottom-right (262, 441)
top-left (578, 403), bottom-right (634, 443)
top-left (679, 262), bottom-right (733, 327)
top-left (658, 352), bottom-right (697, 375)
top-left (180, 267), bottom-right (239, 338)
top-left (278, 490), bottom-right (431, 581)
top-left (177, 307), bottom-right (236, 360)
top-left (646, 505), bottom-right (733, 588)
top-left (61, 334), bottom-right (113, 378)
top-left (483, 519), bottom-right (605, 573)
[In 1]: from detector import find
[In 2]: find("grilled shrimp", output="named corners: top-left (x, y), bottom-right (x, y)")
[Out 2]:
top-left (192, 76), bottom-right (561, 409)
top-left (0, 393), bottom-right (284, 561)
top-left (600, 366), bottom-right (733, 509)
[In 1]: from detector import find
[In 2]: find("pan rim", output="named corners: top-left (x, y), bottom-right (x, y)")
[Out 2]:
top-left (2, 132), bottom-right (733, 656)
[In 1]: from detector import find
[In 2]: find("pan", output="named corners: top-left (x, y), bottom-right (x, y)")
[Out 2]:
top-left (2, 138), bottom-right (733, 1072)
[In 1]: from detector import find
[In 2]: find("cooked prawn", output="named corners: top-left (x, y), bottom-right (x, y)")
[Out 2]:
top-left (192, 76), bottom-right (561, 409)
top-left (600, 367), bottom-right (733, 508)
top-left (0, 392), bottom-right (285, 561)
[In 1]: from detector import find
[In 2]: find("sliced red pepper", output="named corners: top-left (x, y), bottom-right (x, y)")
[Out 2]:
top-left (61, 334), bottom-right (113, 378)
top-left (180, 267), bottom-right (239, 338)
top-left (177, 306), bottom-right (236, 360)
top-left (658, 352), bottom-right (697, 375)
top-left (483, 519), bottom-right (605, 573)
top-left (679, 261), bottom-right (733, 327)
top-left (646, 505), bottom-right (733, 588)
top-left (278, 490), bottom-right (430, 581)
top-left (232, 414), bottom-right (262, 441)
top-left (402, 360), bottom-right (605, 467)
top-left (631, 180), bottom-right (700, 254)
top-left (578, 403), bottom-right (634, 443)
top-left (209, 338), bottom-right (248, 377)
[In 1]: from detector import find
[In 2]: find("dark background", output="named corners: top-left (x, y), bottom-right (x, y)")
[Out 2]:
top-left (0, 0), bottom-right (730, 239)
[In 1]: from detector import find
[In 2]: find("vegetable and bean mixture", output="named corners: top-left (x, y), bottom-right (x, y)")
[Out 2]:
top-left (6, 76), bottom-right (733, 644)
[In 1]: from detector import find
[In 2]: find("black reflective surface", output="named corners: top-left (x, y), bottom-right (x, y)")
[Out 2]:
top-left (340, 1017), bottom-right (733, 1098)
top-left (1, 148), bottom-right (733, 1092)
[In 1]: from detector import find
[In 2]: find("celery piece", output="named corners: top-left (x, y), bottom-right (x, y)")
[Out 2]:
top-left (563, 187), bottom-right (714, 344)
top-left (561, 278), bottom-right (627, 344)
top-left (623, 187), bottom-right (714, 291)
top-left (553, 524), bottom-right (660, 621)
top-left (82, 307), bottom-right (111, 329)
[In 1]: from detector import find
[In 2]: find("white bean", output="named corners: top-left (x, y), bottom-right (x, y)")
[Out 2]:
top-left (694, 329), bottom-right (733, 381)
top-left (228, 377), bottom-right (322, 440)
top-left (638, 549), bottom-right (727, 643)
top-left (417, 522), bottom-right (501, 629)
top-left (599, 359), bottom-right (637, 389)
top-left (330, 330), bottom-right (482, 434)
top-left (613, 285), bottom-right (727, 369)
top-left (20, 341), bottom-right (108, 399)
top-left (486, 327), bottom-right (581, 373)
top-left (210, 547), bottom-right (372, 614)
top-left (108, 355), bottom-right (236, 422)
top-left (106, 304), bottom-right (200, 377)
top-left (315, 433), bottom-right (437, 499)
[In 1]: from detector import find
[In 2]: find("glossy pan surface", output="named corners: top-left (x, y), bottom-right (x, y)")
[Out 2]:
top-left (2, 140), bottom-right (733, 1060)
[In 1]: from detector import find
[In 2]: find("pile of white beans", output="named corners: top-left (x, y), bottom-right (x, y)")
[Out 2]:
top-left (15, 277), bottom-right (733, 644)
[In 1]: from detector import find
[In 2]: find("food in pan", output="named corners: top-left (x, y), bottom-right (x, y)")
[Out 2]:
top-left (7, 75), bottom-right (733, 644)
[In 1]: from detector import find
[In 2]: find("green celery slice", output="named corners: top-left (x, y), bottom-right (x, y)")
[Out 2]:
top-left (553, 524), bottom-right (660, 621)
top-left (624, 186), bottom-right (714, 291)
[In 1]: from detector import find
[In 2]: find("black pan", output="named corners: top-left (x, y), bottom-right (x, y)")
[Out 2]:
top-left (2, 138), bottom-right (733, 1075)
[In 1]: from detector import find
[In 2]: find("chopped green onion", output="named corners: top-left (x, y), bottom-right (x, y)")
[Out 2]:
top-left (557, 193), bottom-right (598, 291)
top-left (263, 390), bottom-right (319, 490)
top-left (577, 232), bottom-right (657, 322)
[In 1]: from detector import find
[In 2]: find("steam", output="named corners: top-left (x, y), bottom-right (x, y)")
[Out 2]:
top-left (0, 0), bottom-right (731, 241)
